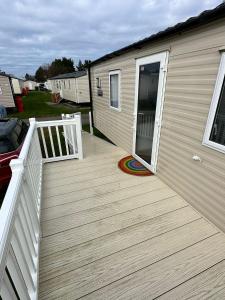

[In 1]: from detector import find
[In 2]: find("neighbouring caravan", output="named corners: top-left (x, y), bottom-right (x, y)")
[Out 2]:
top-left (89, 3), bottom-right (225, 231)
top-left (11, 77), bottom-right (23, 95)
top-left (49, 71), bottom-right (90, 103)
top-left (18, 78), bottom-right (25, 91)
top-left (0, 74), bottom-right (16, 108)
top-left (45, 80), bottom-right (52, 91)
top-left (24, 80), bottom-right (37, 90)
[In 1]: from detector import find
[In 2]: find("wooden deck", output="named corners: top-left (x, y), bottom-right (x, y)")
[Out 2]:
top-left (39, 132), bottom-right (225, 299)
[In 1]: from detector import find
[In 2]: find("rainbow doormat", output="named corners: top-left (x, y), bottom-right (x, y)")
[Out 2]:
top-left (118, 155), bottom-right (153, 176)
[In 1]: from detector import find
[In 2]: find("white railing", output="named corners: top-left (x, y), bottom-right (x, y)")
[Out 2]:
top-left (89, 111), bottom-right (94, 135)
top-left (0, 115), bottom-right (83, 299)
top-left (38, 114), bottom-right (83, 162)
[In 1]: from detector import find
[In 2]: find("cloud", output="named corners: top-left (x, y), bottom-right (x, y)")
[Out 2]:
top-left (0, 0), bottom-right (221, 76)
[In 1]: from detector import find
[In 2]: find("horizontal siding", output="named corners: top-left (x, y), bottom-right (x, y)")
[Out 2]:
top-left (0, 76), bottom-right (15, 107)
top-left (61, 79), bottom-right (77, 102)
top-left (77, 75), bottom-right (90, 103)
top-left (50, 80), bottom-right (60, 93)
top-left (91, 17), bottom-right (225, 232)
top-left (11, 78), bottom-right (21, 94)
top-left (50, 76), bottom-right (90, 103)
top-left (158, 36), bottom-right (225, 230)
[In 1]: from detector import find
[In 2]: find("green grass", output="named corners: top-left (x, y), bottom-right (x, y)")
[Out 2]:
top-left (9, 91), bottom-right (90, 119)
top-left (82, 124), bottom-right (114, 144)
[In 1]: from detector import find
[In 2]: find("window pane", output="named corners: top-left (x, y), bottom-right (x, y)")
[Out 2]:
top-left (210, 76), bottom-right (225, 145)
top-left (110, 74), bottom-right (119, 108)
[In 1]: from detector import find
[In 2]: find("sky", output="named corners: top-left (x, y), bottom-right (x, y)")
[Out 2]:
top-left (0, 0), bottom-right (222, 77)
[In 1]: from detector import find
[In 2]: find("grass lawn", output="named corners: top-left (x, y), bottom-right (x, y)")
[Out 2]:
top-left (9, 91), bottom-right (90, 119)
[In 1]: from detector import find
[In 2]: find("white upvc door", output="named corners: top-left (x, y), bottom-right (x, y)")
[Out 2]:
top-left (132, 51), bottom-right (168, 173)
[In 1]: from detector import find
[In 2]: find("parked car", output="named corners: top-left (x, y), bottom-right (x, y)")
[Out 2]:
top-left (39, 83), bottom-right (48, 91)
top-left (0, 119), bottom-right (28, 191)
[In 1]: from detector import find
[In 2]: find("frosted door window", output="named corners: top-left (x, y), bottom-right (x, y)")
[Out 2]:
top-left (110, 74), bottom-right (119, 109)
top-left (135, 62), bottom-right (160, 164)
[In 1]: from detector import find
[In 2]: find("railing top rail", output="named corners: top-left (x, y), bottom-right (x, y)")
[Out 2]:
top-left (19, 118), bottom-right (36, 161)
top-left (36, 117), bottom-right (80, 128)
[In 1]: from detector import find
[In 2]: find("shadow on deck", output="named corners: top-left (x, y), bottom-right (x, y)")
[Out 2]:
top-left (39, 132), bottom-right (225, 299)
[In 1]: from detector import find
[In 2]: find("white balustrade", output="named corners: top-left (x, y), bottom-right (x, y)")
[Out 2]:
top-left (0, 114), bottom-right (83, 299)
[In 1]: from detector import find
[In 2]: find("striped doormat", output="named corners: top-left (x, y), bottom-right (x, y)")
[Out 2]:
top-left (118, 155), bottom-right (153, 176)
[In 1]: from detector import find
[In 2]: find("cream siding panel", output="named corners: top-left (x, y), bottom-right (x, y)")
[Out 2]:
top-left (76, 75), bottom-right (90, 103)
top-left (91, 18), bottom-right (225, 231)
top-left (51, 75), bottom-right (89, 103)
top-left (24, 80), bottom-right (37, 90)
top-left (50, 79), bottom-right (61, 94)
top-left (11, 78), bottom-right (21, 94)
top-left (0, 76), bottom-right (15, 107)
top-left (61, 78), bottom-right (77, 102)
top-left (46, 80), bottom-right (52, 91)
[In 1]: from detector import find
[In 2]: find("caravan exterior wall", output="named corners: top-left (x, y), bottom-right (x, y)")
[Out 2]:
top-left (90, 18), bottom-right (225, 232)
top-left (11, 78), bottom-right (22, 95)
top-left (0, 75), bottom-right (15, 108)
top-left (46, 80), bottom-right (52, 91)
top-left (60, 78), bottom-right (77, 102)
top-left (60, 76), bottom-right (90, 103)
top-left (50, 79), bottom-right (61, 93)
top-left (24, 80), bottom-right (37, 90)
top-left (50, 74), bottom-right (90, 103)
top-left (76, 75), bottom-right (90, 103)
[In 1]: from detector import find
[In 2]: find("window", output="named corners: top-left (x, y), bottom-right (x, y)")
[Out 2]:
top-left (63, 80), bottom-right (66, 88)
top-left (96, 78), bottom-right (101, 88)
top-left (68, 80), bottom-right (71, 89)
top-left (109, 70), bottom-right (120, 110)
top-left (203, 53), bottom-right (225, 153)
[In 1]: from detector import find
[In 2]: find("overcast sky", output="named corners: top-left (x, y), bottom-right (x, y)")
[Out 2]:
top-left (0, 0), bottom-right (222, 77)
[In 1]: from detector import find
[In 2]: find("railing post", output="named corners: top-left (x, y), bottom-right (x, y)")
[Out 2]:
top-left (74, 112), bottom-right (82, 131)
top-left (89, 111), bottom-right (93, 135)
top-left (29, 117), bottom-right (36, 124)
top-left (75, 115), bottom-right (83, 160)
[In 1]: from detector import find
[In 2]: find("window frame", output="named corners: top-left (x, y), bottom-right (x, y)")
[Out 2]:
top-left (96, 77), bottom-right (101, 88)
top-left (109, 70), bottom-right (121, 111)
top-left (203, 52), bottom-right (225, 154)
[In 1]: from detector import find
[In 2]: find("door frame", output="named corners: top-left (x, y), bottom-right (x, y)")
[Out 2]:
top-left (132, 51), bottom-right (169, 173)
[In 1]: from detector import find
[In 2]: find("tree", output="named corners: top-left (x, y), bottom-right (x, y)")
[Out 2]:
top-left (35, 66), bottom-right (47, 82)
top-left (33, 57), bottom-right (91, 81)
top-left (25, 73), bottom-right (35, 80)
top-left (48, 57), bottom-right (75, 77)
top-left (76, 59), bottom-right (83, 71)
top-left (76, 59), bottom-right (91, 71)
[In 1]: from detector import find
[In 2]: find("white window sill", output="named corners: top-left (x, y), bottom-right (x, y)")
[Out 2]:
top-left (202, 141), bottom-right (225, 154)
top-left (109, 105), bottom-right (121, 112)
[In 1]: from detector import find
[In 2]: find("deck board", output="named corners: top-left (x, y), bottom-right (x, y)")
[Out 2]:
top-left (42, 187), bottom-right (177, 236)
top-left (41, 178), bottom-right (164, 221)
top-left (78, 234), bottom-right (225, 300)
top-left (39, 132), bottom-right (225, 299)
top-left (158, 260), bottom-right (225, 299)
top-left (39, 206), bottom-right (200, 283)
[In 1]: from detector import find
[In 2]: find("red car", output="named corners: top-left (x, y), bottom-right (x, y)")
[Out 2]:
top-left (0, 119), bottom-right (28, 191)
